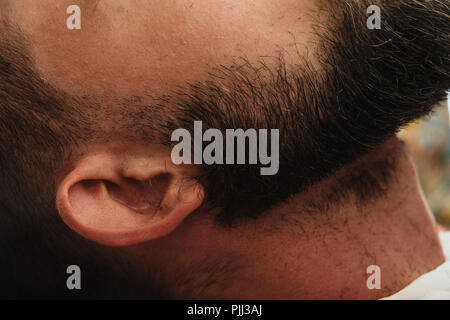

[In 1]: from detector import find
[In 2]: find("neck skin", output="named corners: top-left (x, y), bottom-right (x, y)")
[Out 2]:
top-left (136, 136), bottom-right (445, 299)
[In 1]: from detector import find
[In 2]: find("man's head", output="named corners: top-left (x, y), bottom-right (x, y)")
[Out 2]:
top-left (0, 0), bottom-right (449, 299)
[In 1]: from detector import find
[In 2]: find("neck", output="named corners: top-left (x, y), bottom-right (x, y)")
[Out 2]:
top-left (138, 136), bottom-right (446, 299)
top-left (316, 139), bottom-right (445, 298)
top-left (255, 136), bottom-right (446, 299)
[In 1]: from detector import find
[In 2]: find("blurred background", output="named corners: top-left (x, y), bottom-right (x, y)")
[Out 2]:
top-left (399, 98), bottom-right (450, 228)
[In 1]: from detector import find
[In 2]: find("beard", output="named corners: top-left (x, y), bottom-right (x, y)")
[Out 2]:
top-left (0, 0), bottom-right (449, 227)
top-left (138, 0), bottom-right (449, 225)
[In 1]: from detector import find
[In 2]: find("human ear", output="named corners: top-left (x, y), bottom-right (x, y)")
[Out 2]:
top-left (56, 148), bottom-right (204, 246)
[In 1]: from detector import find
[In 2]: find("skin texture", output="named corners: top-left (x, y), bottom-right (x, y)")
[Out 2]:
top-left (5, 0), bottom-right (322, 96)
top-left (0, 0), bottom-right (446, 299)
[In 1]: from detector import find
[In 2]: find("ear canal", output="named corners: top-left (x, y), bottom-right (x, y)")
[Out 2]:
top-left (104, 173), bottom-right (172, 214)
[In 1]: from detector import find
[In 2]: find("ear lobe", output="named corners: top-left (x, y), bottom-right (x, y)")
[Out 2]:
top-left (56, 156), bottom-right (204, 247)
